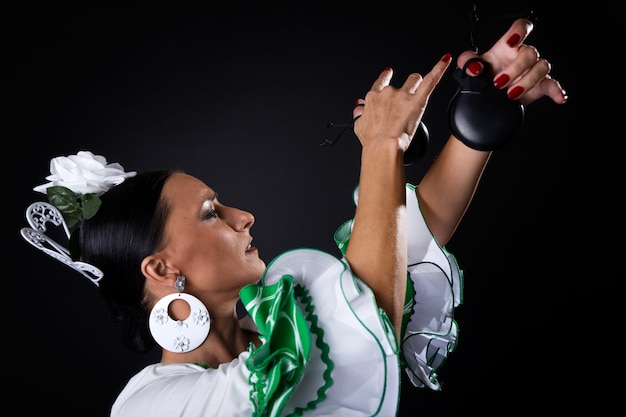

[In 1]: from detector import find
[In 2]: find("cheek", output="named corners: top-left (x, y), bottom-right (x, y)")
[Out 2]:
top-left (184, 232), bottom-right (238, 270)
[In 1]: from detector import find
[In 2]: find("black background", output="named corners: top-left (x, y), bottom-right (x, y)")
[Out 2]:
top-left (7, 2), bottom-right (620, 415)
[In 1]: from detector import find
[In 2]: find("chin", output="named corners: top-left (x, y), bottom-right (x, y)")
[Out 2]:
top-left (250, 259), bottom-right (266, 279)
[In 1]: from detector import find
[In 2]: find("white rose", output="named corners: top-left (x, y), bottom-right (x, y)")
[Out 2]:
top-left (33, 151), bottom-right (137, 196)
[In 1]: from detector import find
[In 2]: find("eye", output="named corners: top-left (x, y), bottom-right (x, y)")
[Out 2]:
top-left (203, 209), bottom-right (218, 220)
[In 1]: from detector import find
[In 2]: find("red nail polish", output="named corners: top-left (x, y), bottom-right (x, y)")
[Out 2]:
top-left (507, 33), bottom-right (521, 47)
top-left (508, 86), bottom-right (524, 100)
top-left (441, 53), bottom-right (452, 63)
top-left (493, 74), bottom-right (510, 89)
top-left (467, 61), bottom-right (483, 75)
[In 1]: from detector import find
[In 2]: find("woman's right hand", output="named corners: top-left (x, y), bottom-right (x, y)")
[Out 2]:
top-left (352, 53), bottom-right (452, 155)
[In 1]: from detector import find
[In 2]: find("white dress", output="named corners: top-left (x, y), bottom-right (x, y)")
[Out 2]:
top-left (111, 184), bottom-right (462, 417)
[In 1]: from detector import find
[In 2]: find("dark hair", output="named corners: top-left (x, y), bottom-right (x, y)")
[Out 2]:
top-left (80, 169), bottom-right (177, 353)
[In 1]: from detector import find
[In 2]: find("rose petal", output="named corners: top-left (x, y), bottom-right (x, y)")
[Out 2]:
top-left (33, 151), bottom-right (136, 196)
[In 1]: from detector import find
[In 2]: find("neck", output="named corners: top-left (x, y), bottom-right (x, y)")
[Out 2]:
top-left (159, 313), bottom-right (258, 368)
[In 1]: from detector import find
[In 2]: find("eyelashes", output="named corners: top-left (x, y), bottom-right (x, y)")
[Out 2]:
top-left (203, 209), bottom-right (218, 220)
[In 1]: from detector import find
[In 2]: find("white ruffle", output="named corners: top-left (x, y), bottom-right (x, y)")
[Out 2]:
top-left (262, 249), bottom-right (401, 417)
top-left (402, 184), bottom-right (462, 390)
top-left (338, 184), bottom-right (463, 391)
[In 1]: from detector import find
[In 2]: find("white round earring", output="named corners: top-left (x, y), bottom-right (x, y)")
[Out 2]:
top-left (149, 275), bottom-right (210, 353)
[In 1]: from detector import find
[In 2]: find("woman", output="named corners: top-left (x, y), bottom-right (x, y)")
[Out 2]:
top-left (22, 17), bottom-right (566, 417)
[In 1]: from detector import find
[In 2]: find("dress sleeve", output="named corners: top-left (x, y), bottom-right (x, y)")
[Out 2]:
top-left (253, 249), bottom-right (402, 416)
top-left (111, 357), bottom-right (256, 417)
top-left (239, 276), bottom-right (311, 417)
top-left (333, 183), bottom-right (464, 391)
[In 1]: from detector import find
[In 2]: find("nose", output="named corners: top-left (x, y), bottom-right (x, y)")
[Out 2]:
top-left (229, 207), bottom-right (255, 232)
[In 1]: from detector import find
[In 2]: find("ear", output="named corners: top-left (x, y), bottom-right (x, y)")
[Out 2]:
top-left (142, 255), bottom-right (178, 288)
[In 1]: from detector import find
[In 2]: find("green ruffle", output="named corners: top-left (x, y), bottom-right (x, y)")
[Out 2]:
top-left (240, 276), bottom-right (311, 417)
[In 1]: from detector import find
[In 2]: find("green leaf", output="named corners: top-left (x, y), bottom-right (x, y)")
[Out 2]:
top-left (45, 186), bottom-right (101, 228)
top-left (80, 193), bottom-right (102, 220)
top-left (47, 186), bottom-right (81, 217)
top-left (65, 213), bottom-right (82, 228)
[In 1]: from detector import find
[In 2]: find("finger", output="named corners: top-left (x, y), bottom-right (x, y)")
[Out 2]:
top-left (518, 75), bottom-right (568, 105)
top-left (416, 53), bottom-right (453, 97)
top-left (493, 17), bottom-right (534, 52)
top-left (401, 53), bottom-right (453, 95)
top-left (370, 67), bottom-right (393, 92)
top-left (456, 18), bottom-right (534, 77)
top-left (352, 99), bottom-right (365, 120)
top-left (501, 55), bottom-right (548, 100)
top-left (495, 44), bottom-right (541, 89)
top-left (455, 50), bottom-right (483, 77)
top-left (401, 73), bottom-right (423, 94)
top-left (545, 77), bottom-right (568, 104)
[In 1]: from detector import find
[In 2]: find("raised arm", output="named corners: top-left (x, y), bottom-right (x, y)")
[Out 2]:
top-left (418, 17), bottom-right (568, 246)
top-left (345, 55), bottom-right (452, 337)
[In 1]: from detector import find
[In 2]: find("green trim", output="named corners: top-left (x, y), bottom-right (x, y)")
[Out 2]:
top-left (339, 273), bottom-right (397, 416)
top-left (285, 284), bottom-right (334, 416)
top-left (192, 362), bottom-right (212, 369)
top-left (240, 276), bottom-right (311, 417)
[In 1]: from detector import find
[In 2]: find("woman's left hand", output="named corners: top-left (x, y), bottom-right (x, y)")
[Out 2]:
top-left (456, 17), bottom-right (568, 105)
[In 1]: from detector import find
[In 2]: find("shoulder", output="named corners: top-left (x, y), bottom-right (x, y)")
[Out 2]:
top-left (111, 353), bottom-right (253, 417)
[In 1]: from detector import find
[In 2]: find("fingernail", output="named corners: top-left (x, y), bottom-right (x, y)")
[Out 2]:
top-left (508, 86), bottom-right (524, 100)
top-left (494, 74), bottom-right (510, 89)
top-left (441, 52), bottom-right (452, 63)
top-left (467, 60), bottom-right (483, 75)
top-left (507, 33), bottom-right (521, 47)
